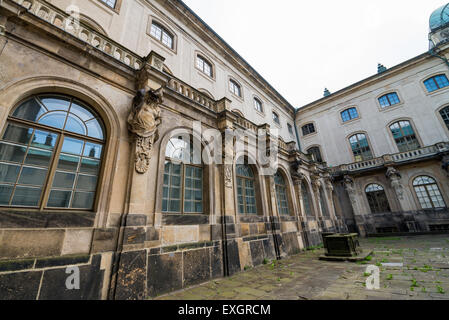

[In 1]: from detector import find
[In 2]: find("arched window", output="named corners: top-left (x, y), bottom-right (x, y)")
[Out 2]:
top-left (349, 133), bottom-right (373, 162)
top-left (389, 121), bottom-right (420, 152)
top-left (163, 136), bottom-right (203, 214)
top-left (236, 163), bottom-right (257, 215)
top-left (424, 74), bottom-right (449, 93)
top-left (254, 98), bottom-right (263, 113)
top-left (440, 106), bottom-right (449, 130)
top-left (229, 79), bottom-right (242, 97)
top-left (365, 184), bottom-right (391, 213)
top-left (196, 55), bottom-right (213, 78)
top-left (0, 95), bottom-right (105, 209)
top-left (307, 146), bottom-right (323, 163)
top-left (413, 176), bottom-right (446, 209)
top-left (272, 111), bottom-right (280, 125)
top-left (301, 181), bottom-right (314, 217)
top-left (378, 93), bottom-right (400, 108)
top-left (274, 171), bottom-right (289, 215)
top-left (150, 22), bottom-right (174, 49)
top-left (301, 123), bottom-right (315, 136)
top-left (341, 107), bottom-right (359, 122)
top-left (319, 187), bottom-right (329, 217)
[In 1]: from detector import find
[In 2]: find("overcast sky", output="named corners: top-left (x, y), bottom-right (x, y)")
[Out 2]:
top-left (182, 0), bottom-right (448, 108)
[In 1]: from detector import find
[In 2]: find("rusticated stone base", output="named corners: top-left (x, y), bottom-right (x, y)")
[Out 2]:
top-left (0, 254), bottom-right (106, 300)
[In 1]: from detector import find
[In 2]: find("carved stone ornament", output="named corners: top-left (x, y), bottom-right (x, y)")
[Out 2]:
top-left (386, 167), bottom-right (404, 201)
top-left (292, 171), bottom-right (306, 185)
top-left (224, 165), bottom-right (233, 189)
top-left (325, 179), bottom-right (334, 192)
top-left (343, 175), bottom-right (357, 205)
top-left (128, 88), bottom-right (163, 174)
top-left (311, 177), bottom-right (321, 191)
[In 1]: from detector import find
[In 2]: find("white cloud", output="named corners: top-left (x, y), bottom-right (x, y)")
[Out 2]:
top-left (182, 0), bottom-right (448, 107)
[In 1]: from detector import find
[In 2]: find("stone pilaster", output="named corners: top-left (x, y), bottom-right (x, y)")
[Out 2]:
top-left (310, 173), bottom-right (324, 230)
top-left (343, 175), bottom-right (367, 236)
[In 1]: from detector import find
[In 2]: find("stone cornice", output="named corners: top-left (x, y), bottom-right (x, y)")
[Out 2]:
top-left (297, 45), bottom-right (449, 114)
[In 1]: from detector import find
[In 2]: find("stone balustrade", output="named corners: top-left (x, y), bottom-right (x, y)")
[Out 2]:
top-left (330, 142), bottom-right (449, 175)
top-left (391, 145), bottom-right (439, 162)
top-left (167, 78), bottom-right (217, 112)
top-left (234, 117), bottom-right (258, 132)
top-left (12, 0), bottom-right (144, 70)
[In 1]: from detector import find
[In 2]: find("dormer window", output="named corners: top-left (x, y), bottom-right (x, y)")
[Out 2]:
top-left (150, 22), bottom-right (174, 49)
top-left (272, 112), bottom-right (280, 125)
top-left (196, 55), bottom-right (213, 78)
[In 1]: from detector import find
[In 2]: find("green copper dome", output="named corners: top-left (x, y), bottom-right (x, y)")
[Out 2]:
top-left (430, 3), bottom-right (449, 31)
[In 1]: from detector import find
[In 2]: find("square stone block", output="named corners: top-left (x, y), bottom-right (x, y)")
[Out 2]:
top-left (61, 229), bottom-right (93, 256)
top-left (183, 249), bottom-right (211, 287)
top-left (147, 252), bottom-right (182, 297)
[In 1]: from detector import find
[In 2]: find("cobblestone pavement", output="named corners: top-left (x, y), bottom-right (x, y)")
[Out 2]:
top-left (154, 235), bottom-right (449, 300)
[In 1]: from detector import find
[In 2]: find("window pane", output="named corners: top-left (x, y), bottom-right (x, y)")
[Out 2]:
top-left (435, 75), bottom-right (449, 89)
top-left (47, 190), bottom-right (72, 208)
top-left (58, 154), bottom-right (80, 171)
top-left (52, 171), bottom-right (76, 189)
top-left (0, 163), bottom-right (20, 183)
top-left (12, 98), bottom-right (45, 122)
top-left (76, 174), bottom-right (98, 191)
top-left (38, 111), bottom-right (66, 129)
top-left (2, 124), bottom-right (32, 145)
top-left (0, 143), bottom-right (27, 164)
top-left (83, 143), bottom-right (102, 159)
top-left (61, 137), bottom-right (84, 155)
top-left (150, 24), bottom-right (162, 40)
top-left (72, 192), bottom-right (95, 209)
top-left (11, 186), bottom-right (42, 206)
top-left (99, 0), bottom-right (117, 9)
top-left (24, 148), bottom-right (52, 167)
top-left (0, 185), bottom-right (13, 205)
top-left (70, 102), bottom-right (95, 121)
top-left (440, 106), bottom-right (449, 129)
top-left (39, 96), bottom-right (70, 111)
top-left (79, 158), bottom-right (100, 175)
top-left (85, 119), bottom-right (104, 140)
top-left (31, 130), bottom-right (57, 150)
top-left (18, 167), bottom-right (47, 186)
top-left (64, 114), bottom-right (86, 135)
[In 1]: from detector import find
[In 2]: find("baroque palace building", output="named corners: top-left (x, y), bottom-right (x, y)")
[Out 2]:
top-left (296, 4), bottom-right (449, 237)
top-left (0, 0), bottom-right (447, 300)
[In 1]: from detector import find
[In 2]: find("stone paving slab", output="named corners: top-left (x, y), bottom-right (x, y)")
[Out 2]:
top-left (153, 235), bottom-right (449, 300)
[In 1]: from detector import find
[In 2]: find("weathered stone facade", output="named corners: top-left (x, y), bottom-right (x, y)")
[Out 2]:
top-left (0, 0), bottom-right (448, 301)
top-left (296, 4), bottom-right (449, 237)
top-left (0, 0), bottom-right (340, 300)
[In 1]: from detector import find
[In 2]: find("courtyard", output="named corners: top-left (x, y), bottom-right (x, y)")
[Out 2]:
top-left (154, 235), bottom-right (449, 300)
